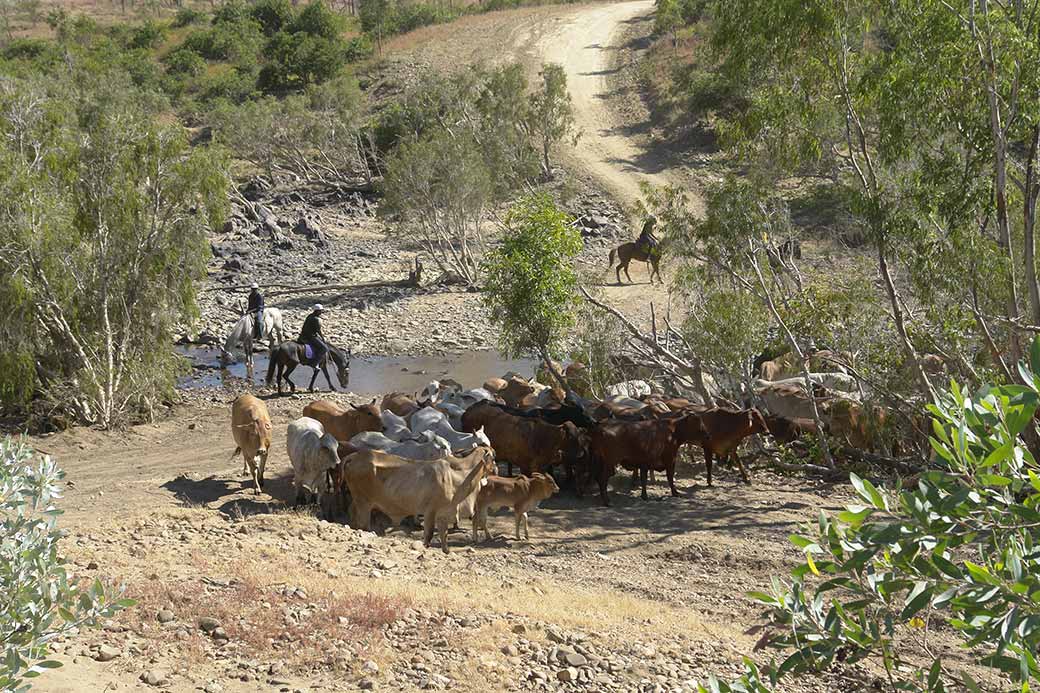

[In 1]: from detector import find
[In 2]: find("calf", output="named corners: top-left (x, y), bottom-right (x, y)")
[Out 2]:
top-left (472, 473), bottom-right (560, 542)
top-left (302, 399), bottom-right (381, 443)
top-left (589, 414), bottom-right (708, 505)
top-left (230, 394), bottom-right (273, 494)
top-left (344, 447), bottom-right (496, 553)
top-left (286, 416), bottom-right (340, 513)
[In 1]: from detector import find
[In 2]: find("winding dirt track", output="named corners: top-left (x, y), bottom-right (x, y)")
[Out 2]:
top-left (539, 0), bottom-right (672, 207)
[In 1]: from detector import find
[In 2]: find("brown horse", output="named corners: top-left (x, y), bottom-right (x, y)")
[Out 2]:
top-left (608, 242), bottom-right (662, 284)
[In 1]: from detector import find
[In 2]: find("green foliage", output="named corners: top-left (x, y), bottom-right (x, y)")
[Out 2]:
top-left (259, 28), bottom-right (345, 91)
top-left (704, 340), bottom-right (1040, 690)
top-left (528, 62), bottom-right (576, 177)
top-left (250, 0), bottom-right (294, 35)
top-left (0, 76), bottom-right (228, 426)
top-left (682, 287), bottom-right (768, 379)
top-left (162, 47), bottom-right (206, 77)
top-left (482, 194), bottom-right (582, 362)
top-left (290, 0), bottom-right (344, 39)
top-left (1, 438), bottom-right (131, 691)
top-left (653, 0), bottom-right (683, 39)
top-left (172, 6), bottom-right (204, 27)
top-left (384, 129), bottom-right (492, 283)
top-left (568, 304), bottom-right (630, 398)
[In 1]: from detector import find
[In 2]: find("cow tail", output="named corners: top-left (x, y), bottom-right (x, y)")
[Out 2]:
top-left (230, 446), bottom-right (241, 460)
top-left (451, 462), bottom-right (487, 506)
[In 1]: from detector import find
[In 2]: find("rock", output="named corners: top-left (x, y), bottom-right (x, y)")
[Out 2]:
top-left (293, 216), bottom-right (327, 247)
top-left (564, 653), bottom-right (588, 667)
top-left (222, 257), bottom-right (249, 273)
top-left (140, 670), bottom-right (168, 686)
top-left (204, 683), bottom-right (224, 693)
top-left (86, 561), bottom-right (99, 570)
top-left (362, 660), bottom-right (379, 674)
top-left (546, 629), bottom-right (566, 644)
top-left (501, 645), bottom-right (519, 657)
top-left (198, 617), bottom-right (221, 633)
top-left (557, 667), bottom-right (579, 682)
top-left (211, 626), bottom-right (228, 640)
top-left (359, 679), bottom-right (376, 690)
top-left (511, 624), bottom-right (527, 635)
top-left (95, 645), bottom-right (121, 662)
top-left (156, 610), bottom-right (175, 624)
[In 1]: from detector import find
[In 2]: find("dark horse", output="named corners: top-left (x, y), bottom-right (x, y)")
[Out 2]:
top-left (608, 242), bottom-right (662, 284)
top-left (265, 341), bottom-right (350, 395)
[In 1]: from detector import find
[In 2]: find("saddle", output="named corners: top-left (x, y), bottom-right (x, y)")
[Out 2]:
top-left (303, 343), bottom-right (315, 362)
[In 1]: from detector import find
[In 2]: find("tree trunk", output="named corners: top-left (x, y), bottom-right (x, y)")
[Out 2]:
top-left (1024, 125), bottom-right (1040, 325)
top-left (877, 241), bottom-right (934, 398)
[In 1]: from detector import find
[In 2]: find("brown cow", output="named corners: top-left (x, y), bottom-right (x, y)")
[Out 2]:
top-left (589, 414), bottom-right (708, 505)
top-left (382, 392), bottom-right (420, 417)
top-left (460, 400), bottom-right (588, 485)
top-left (472, 473), bottom-right (560, 542)
top-left (764, 414), bottom-right (819, 444)
top-left (498, 376), bottom-right (538, 408)
top-left (302, 399), bottom-right (381, 443)
top-left (828, 399), bottom-right (889, 453)
top-left (230, 394), bottom-right (273, 494)
top-left (687, 407), bottom-right (769, 486)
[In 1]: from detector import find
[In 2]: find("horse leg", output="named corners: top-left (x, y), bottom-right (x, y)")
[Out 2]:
top-left (321, 363), bottom-right (336, 392)
top-left (283, 363), bottom-right (297, 394)
top-left (308, 366), bottom-right (320, 392)
top-left (623, 261), bottom-right (634, 284)
top-left (615, 262), bottom-right (623, 285)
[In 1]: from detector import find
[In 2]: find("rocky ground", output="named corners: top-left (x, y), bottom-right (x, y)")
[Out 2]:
top-left (188, 174), bottom-right (630, 362)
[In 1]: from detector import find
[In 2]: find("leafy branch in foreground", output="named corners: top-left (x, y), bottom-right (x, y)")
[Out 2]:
top-left (1, 438), bottom-right (132, 691)
top-left (701, 338), bottom-right (1040, 692)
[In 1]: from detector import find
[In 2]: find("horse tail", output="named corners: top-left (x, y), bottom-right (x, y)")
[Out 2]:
top-left (608, 247), bottom-right (617, 267)
top-left (265, 345), bottom-right (278, 385)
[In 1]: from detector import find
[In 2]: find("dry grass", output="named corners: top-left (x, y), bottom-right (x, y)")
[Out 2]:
top-left (118, 559), bottom-right (406, 671)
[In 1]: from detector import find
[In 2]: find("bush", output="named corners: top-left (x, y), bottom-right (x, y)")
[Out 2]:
top-left (260, 30), bottom-right (345, 92)
top-left (172, 6), bottom-right (205, 27)
top-left (200, 66), bottom-right (258, 102)
top-left (1, 438), bottom-right (131, 690)
top-left (705, 340), bottom-right (1040, 691)
top-left (1, 37), bottom-right (57, 62)
top-left (0, 77), bottom-right (229, 426)
top-left (163, 47), bottom-right (206, 77)
top-left (251, 0), bottom-right (295, 35)
top-left (290, 0), bottom-right (345, 39)
top-left (127, 20), bottom-right (165, 50)
top-left (181, 18), bottom-right (263, 63)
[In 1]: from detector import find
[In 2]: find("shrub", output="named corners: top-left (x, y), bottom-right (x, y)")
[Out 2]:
top-left (172, 6), bottom-right (204, 27)
top-left (163, 47), bottom-right (206, 77)
top-left (127, 20), bottom-right (165, 50)
top-left (251, 0), bottom-right (295, 35)
top-left (704, 340), bottom-right (1040, 691)
top-left (182, 18), bottom-right (263, 62)
top-left (290, 0), bottom-right (344, 39)
top-left (260, 30), bottom-right (344, 92)
top-left (0, 438), bottom-right (131, 690)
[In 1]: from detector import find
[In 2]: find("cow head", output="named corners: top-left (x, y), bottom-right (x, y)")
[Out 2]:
top-left (350, 400), bottom-right (382, 432)
top-left (531, 472), bottom-right (560, 498)
top-left (746, 408), bottom-right (769, 435)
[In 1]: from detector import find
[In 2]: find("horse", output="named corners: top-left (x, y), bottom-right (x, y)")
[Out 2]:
top-left (608, 242), bottom-right (662, 284)
top-left (220, 308), bottom-right (286, 369)
top-left (266, 341), bottom-right (350, 395)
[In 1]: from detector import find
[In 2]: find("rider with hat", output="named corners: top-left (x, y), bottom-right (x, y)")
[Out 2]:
top-left (298, 304), bottom-right (328, 364)
top-left (247, 282), bottom-right (264, 339)
top-left (636, 216), bottom-right (659, 256)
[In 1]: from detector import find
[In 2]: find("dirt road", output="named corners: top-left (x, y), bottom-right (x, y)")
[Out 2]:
top-left (540, 0), bottom-right (676, 208)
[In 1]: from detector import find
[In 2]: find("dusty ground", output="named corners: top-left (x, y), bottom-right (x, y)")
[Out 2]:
top-left (21, 3), bottom-right (881, 693)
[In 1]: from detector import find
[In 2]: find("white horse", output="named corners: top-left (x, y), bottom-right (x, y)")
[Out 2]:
top-left (220, 308), bottom-right (286, 368)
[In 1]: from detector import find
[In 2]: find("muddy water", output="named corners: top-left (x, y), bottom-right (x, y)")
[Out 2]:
top-left (176, 346), bottom-right (537, 395)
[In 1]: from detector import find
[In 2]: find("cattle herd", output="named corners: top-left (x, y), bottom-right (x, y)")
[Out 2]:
top-left (229, 363), bottom-right (862, 553)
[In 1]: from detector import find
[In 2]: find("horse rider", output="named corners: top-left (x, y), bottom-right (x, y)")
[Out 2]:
top-left (247, 282), bottom-right (264, 339)
top-left (298, 304), bottom-right (328, 364)
top-left (636, 216), bottom-right (659, 256)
